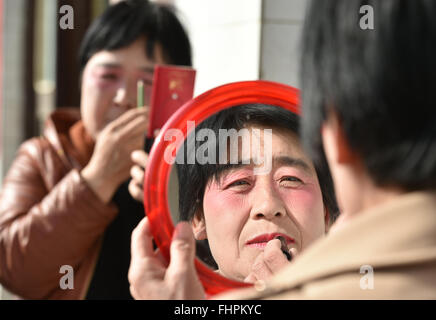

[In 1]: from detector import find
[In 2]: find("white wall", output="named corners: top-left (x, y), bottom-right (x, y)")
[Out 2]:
top-left (260, 0), bottom-right (307, 87)
top-left (173, 0), bottom-right (263, 96)
top-left (170, 0), bottom-right (307, 95)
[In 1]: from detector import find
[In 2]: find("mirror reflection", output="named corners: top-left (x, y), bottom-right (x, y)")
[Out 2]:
top-left (166, 103), bottom-right (337, 283)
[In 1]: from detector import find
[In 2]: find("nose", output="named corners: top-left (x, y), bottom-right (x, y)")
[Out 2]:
top-left (249, 183), bottom-right (287, 221)
top-left (113, 81), bottom-right (135, 110)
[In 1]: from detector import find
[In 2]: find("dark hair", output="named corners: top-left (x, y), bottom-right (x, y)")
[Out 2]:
top-left (176, 104), bottom-right (339, 224)
top-left (78, 0), bottom-right (192, 74)
top-left (301, 0), bottom-right (436, 191)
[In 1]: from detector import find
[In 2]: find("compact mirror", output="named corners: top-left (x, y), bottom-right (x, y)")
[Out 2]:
top-left (144, 80), bottom-right (300, 297)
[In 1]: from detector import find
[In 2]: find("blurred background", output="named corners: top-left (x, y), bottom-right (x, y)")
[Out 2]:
top-left (0, 0), bottom-right (307, 299)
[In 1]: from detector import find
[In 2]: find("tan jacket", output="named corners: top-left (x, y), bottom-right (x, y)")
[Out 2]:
top-left (0, 109), bottom-right (118, 299)
top-left (220, 191), bottom-right (436, 299)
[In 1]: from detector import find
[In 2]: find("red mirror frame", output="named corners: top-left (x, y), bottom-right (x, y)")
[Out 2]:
top-left (144, 80), bottom-right (300, 297)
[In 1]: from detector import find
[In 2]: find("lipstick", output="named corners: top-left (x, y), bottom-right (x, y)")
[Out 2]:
top-left (137, 80), bottom-right (144, 108)
top-left (275, 236), bottom-right (292, 261)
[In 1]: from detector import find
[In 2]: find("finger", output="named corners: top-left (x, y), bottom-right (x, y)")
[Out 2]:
top-left (117, 130), bottom-right (147, 155)
top-left (289, 247), bottom-right (298, 260)
top-left (262, 239), bottom-right (290, 273)
top-left (167, 222), bottom-right (196, 277)
top-left (117, 115), bottom-right (149, 140)
top-left (243, 272), bottom-right (258, 284)
top-left (128, 179), bottom-right (144, 202)
top-left (131, 217), bottom-right (154, 259)
top-left (154, 129), bottom-right (161, 138)
top-left (154, 247), bottom-right (169, 267)
top-left (130, 165), bottom-right (145, 185)
top-left (136, 104), bottom-right (150, 112)
top-left (165, 222), bottom-right (206, 299)
top-left (250, 252), bottom-right (273, 281)
top-left (123, 134), bottom-right (146, 152)
top-left (110, 107), bottom-right (150, 132)
top-left (131, 150), bottom-right (149, 167)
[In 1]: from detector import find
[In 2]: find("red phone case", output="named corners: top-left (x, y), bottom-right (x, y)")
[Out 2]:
top-left (147, 64), bottom-right (196, 137)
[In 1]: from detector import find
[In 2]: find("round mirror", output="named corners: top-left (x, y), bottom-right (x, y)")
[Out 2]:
top-left (144, 80), bottom-right (300, 297)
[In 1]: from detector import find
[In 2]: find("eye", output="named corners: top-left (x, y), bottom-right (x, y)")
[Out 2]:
top-left (226, 179), bottom-right (250, 189)
top-left (101, 73), bottom-right (119, 80)
top-left (280, 176), bottom-right (304, 188)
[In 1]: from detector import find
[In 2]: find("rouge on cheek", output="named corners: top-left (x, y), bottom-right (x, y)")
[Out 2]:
top-left (88, 69), bottom-right (120, 89)
top-left (282, 187), bottom-right (318, 208)
top-left (279, 183), bottom-right (323, 225)
top-left (203, 182), bottom-right (247, 215)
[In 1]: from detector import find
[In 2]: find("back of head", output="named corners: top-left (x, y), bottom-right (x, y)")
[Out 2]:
top-left (79, 0), bottom-right (192, 73)
top-left (301, 0), bottom-right (436, 191)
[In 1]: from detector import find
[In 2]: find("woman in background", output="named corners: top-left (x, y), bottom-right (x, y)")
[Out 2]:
top-left (0, 0), bottom-right (191, 299)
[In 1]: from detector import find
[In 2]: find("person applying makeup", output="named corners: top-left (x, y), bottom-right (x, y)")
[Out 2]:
top-left (0, 0), bottom-right (192, 299)
top-left (176, 104), bottom-right (338, 283)
top-left (127, 104), bottom-right (339, 298)
top-left (129, 0), bottom-right (436, 300)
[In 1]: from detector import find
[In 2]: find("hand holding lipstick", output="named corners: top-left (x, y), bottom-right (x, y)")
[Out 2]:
top-left (244, 238), bottom-right (297, 284)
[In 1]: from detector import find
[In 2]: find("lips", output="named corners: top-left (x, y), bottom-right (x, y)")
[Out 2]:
top-left (245, 233), bottom-right (295, 249)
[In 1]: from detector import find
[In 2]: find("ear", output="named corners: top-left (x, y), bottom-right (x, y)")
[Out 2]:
top-left (321, 110), bottom-right (355, 164)
top-left (191, 212), bottom-right (207, 240)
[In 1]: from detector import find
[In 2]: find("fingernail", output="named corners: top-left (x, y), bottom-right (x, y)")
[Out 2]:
top-left (172, 225), bottom-right (181, 240)
top-left (131, 151), bottom-right (139, 161)
top-left (172, 222), bottom-right (190, 241)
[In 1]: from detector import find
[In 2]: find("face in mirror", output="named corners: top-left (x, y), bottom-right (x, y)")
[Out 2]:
top-left (166, 104), bottom-right (332, 283)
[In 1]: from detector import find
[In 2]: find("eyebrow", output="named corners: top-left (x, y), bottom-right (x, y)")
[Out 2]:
top-left (95, 63), bottom-right (154, 74)
top-left (215, 156), bottom-right (312, 177)
top-left (274, 156), bottom-right (312, 173)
